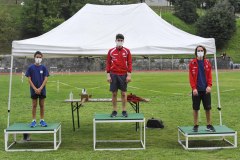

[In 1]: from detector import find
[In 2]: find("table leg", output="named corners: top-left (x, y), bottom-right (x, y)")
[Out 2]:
top-left (77, 103), bottom-right (80, 128)
top-left (128, 101), bottom-right (140, 131)
top-left (71, 102), bottom-right (75, 131)
top-left (136, 102), bottom-right (140, 131)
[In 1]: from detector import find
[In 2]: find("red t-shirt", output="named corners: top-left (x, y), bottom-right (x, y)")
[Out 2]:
top-left (106, 47), bottom-right (132, 75)
top-left (189, 58), bottom-right (212, 90)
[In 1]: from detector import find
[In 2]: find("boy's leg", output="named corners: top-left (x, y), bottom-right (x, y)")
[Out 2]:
top-left (121, 91), bottom-right (127, 111)
top-left (32, 99), bottom-right (38, 120)
top-left (39, 98), bottom-right (45, 119)
top-left (202, 92), bottom-right (212, 125)
top-left (121, 91), bottom-right (128, 117)
top-left (206, 110), bottom-right (211, 125)
top-left (112, 91), bottom-right (118, 111)
top-left (203, 93), bottom-right (215, 131)
top-left (30, 98), bottom-right (38, 127)
top-left (192, 92), bottom-right (200, 131)
top-left (110, 73), bottom-right (118, 112)
top-left (192, 92), bottom-right (201, 125)
top-left (193, 110), bottom-right (198, 125)
top-left (117, 74), bottom-right (127, 115)
top-left (110, 91), bottom-right (118, 117)
top-left (39, 98), bottom-right (48, 127)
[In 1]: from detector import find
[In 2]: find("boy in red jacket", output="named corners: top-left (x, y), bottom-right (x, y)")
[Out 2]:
top-left (106, 34), bottom-right (132, 117)
top-left (189, 45), bottom-right (215, 132)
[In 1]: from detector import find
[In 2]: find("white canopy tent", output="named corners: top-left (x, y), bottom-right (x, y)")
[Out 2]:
top-left (12, 3), bottom-right (216, 56)
top-left (8, 3), bottom-right (221, 127)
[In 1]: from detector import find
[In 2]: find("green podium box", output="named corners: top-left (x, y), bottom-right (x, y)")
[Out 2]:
top-left (93, 113), bottom-right (145, 151)
top-left (178, 125), bottom-right (237, 150)
top-left (4, 123), bottom-right (61, 151)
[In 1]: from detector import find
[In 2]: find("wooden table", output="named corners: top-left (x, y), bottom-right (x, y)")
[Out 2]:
top-left (64, 98), bottom-right (149, 131)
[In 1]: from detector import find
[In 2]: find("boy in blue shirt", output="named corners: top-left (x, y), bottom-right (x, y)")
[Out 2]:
top-left (25, 51), bottom-right (49, 127)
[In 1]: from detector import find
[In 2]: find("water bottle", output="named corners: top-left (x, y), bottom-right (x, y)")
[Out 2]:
top-left (82, 88), bottom-right (87, 95)
top-left (69, 91), bottom-right (73, 100)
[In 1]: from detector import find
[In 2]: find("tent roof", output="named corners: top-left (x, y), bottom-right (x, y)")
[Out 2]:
top-left (12, 3), bottom-right (216, 57)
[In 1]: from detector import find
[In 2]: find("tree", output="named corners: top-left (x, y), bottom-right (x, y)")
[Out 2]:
top-left (21, 0), bottom-right (48, 38)
top-left (196, 0), bottom-right (236, 49)
top-left (174, 0), bottom-right (199, 24)
top-left (202, 0), bottom-right (218, 9)
top-left (20, 0), bottom-right (146, 38)
top-left (228, 0), bottom-right (240, 13)
top-left (43, 17), bottom-right (65, 33)
top-left (0, 12), bottom-right (20, 53)
top-left (21, 0), bottom-right (74, 38)
top-left (101, 0), bottom-right (139, 4)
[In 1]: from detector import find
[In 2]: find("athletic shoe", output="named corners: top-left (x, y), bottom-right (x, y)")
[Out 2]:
top-left (122, 111), bottom-right (128, 117)
top-left (30, 120), bottom-right (37, 128)
top-left (206, 124), bottom-right (216, 132)
top-left (40, 120), bottom-right (48, 127)
top-left (192, 125), bottom-right (199, 132)
top-left (110, 111), bottom-right (117, 117)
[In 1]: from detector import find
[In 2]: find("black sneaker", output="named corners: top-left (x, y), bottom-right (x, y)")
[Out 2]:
top-left (122, 111), bottom-right (128, 117)
top-left (110, 111), bottom-right (117, 117)
top-left (192, 125), bottom-right (199, 132)
top-left (206, 124), bottom-right (216, 132)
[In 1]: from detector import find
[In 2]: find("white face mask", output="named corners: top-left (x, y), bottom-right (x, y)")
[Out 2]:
top-left (35, 58), bottom-right (42, 64)
top-left (197, 52), bottom-right (204, 58)
top-left (116, 40), bottom-right (124, 47)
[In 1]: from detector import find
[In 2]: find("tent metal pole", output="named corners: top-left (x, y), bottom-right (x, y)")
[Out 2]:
top-left (148, 57), bottom-right (150, 70)
top-left (214, 53), bottom-right (222, 125)
top-left (161, 56), bottom-right (162, 70)
top-left (7, 55), bottom-right (14, 127)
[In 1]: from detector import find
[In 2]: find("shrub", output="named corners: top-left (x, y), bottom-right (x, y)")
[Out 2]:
top-left (196, 0), bottom-right (236, 49)
top-left (174, 0), bottom-right (199, 24)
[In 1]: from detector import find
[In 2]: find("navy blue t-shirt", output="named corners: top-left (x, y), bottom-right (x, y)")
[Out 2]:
top-left (25, 64), bottom-right (49, 96)
top-left (197, 60), bottom-right (207, 91)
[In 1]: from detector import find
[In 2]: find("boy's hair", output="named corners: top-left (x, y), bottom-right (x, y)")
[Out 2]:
top-left (116, 33), bottom-right (124, 40)
top-left (34, 51), bottom-right (42, 58)
top-left (194, 45), bottom-right (206, 58)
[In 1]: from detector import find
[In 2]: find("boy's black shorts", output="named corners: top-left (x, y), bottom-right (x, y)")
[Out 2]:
top-left (110, 73), bottom-right (127, 92)
top-left (31, 94), bottom-right (46, 99)
top-left (192, 91), bottom-right (211, 110)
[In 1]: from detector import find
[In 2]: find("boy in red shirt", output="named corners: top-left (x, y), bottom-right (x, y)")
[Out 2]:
top-left (189, 45), bottom-right (215, 132)
top-left (106, 34), bottom-right (132, 117)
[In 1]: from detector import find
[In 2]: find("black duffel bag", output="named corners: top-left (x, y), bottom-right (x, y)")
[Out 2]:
top-left (146, 117), bottom-right (164, 129)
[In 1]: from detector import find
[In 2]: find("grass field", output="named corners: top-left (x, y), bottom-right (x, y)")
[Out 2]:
top-left (0, 71), bottom-right (240, 159)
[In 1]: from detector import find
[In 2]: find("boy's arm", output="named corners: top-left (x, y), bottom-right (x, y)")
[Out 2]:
top-left (28, 77), bottom-right (37, 91)
top-left (106, 51), bottom-right (111, 73)
top-left (189, 62), bottom-right (196, 90)
top-left (127, 50), bottom-right (132, 73)
top-left (28, 77), bottom-right (40, 94)
top-left (39, 76), bottom-right (48, 91)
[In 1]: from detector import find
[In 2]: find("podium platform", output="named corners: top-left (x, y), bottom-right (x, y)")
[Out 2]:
top-left (65, 98), bottom-right (149, 131)
top-left (178, 125), bottom-right (237, 150)
top-left (4, 123), bottom-right (61, 151)
top-left (93, 113), bottom-right (145, 151)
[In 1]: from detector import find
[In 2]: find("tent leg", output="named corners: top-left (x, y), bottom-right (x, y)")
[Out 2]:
top-left (7, 55), bottom-right (14, 127)
top-left (214, 53), bottom-right (222, 125)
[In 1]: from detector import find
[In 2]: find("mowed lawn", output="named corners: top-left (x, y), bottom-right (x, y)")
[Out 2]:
top-left (0, 71), bottom-right (240, 159)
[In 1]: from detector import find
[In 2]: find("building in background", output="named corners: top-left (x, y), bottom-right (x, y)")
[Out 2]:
top-left (145, 0), bottom-right (169, 6)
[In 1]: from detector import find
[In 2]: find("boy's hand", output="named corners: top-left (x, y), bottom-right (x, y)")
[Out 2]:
top-left (193, 89), bottom-right (198, 96)
top-left (107, 73), bottom-right (112, 83)
top-left (206, 86), bottom-right (211, 94)
top-left (126, 72), bottom-right (131, 83)
top-left (34, 88), bottom-right (41, 95)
